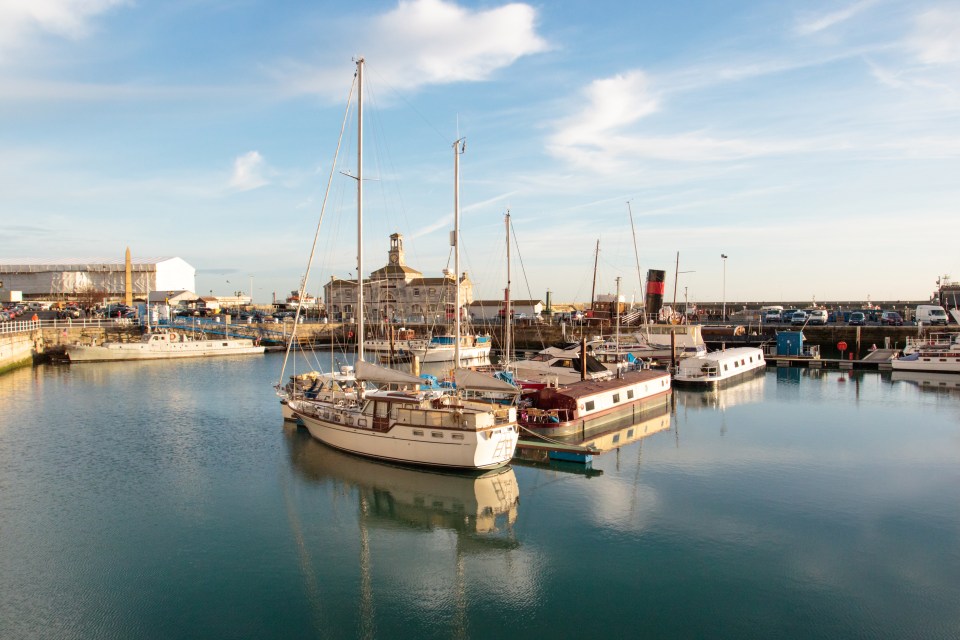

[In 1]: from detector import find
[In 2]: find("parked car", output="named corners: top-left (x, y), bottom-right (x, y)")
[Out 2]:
top-left (848, 311), bottom-right (866, 326)
top-left (781, 309), bottom-right (798, 324)
top-left (790, 311), bottom-right (808, 326)
top-left (763, 310), bottom-right (781, 323)
top-left (881, 311), bottom-right (903, 326)
top-left (807, 309), bottom-right (828, 325)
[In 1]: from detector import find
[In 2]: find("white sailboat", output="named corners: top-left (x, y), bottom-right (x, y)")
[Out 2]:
top-left (289, 58), bottom-right (520, 470)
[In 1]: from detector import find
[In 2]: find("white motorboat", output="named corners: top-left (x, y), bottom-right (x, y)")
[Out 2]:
top-left (673, 346), bottom-right (766, 388)
top-left (67, 330), bottom-right (264, 363)
top-left (594, 324), bottom-right (707, 363)
top-left (508, 340), bottom-right (615, 386)
top-left (892, 333), bottom-right (960, 374)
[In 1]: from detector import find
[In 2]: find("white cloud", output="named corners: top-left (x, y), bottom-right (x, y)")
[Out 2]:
top-left (546, 71), bottom-right (821, 170)
top-left (906, 7), bottom-right (960, 64)
top-left (0, 0), bottom-right (127, 62)
top-left (546, 71), bottom-right (659, 169)
top-left (795, 0), bottom-right (878, 36)
top-left (275, 0), bottom-right (548, 99)
top-left (229, 151), bottom-right (269, 192)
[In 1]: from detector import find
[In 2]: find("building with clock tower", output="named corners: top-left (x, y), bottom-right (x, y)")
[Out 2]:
top-left (323, 233), bottom-right (475, 324)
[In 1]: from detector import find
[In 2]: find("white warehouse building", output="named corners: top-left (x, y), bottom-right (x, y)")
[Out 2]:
top-left (0, 257), bottom-right (196, 299)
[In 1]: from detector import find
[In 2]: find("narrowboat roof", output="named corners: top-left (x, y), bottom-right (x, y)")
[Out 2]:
top-left (546, 369), bottom-right (669, 400)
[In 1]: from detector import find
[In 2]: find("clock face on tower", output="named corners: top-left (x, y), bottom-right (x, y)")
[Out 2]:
top-left (389, 254), bottom-right (398, 264)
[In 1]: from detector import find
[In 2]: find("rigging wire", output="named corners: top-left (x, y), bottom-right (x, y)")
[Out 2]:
top-left (278, 71), bottom-right (358, 387)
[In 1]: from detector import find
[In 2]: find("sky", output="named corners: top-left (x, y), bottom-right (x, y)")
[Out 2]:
top-left (1, 0), bottom-right (958, 307)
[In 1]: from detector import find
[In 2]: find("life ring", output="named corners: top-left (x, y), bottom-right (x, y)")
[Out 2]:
top-left (168, 332), bottom-right (178, 342)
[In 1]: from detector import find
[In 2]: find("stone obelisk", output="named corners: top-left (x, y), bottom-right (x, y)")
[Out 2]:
top-left (124, 247), bottom-right (133, 306)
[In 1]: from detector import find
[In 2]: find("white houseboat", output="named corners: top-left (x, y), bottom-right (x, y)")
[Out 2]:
top-left (673, 346), bottom-right (766, 388)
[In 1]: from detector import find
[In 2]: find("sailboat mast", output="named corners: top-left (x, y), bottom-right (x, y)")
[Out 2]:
top-left (590, 239), bottom-right (599, 312)
top-left (504, 210), bottom-right (511, 367)
top-left (356, 57), bottom-right (365, 362)
top-left (627, 201), bottom-right (647, 326)
top-left (453, 138), bottom-right (465, 368)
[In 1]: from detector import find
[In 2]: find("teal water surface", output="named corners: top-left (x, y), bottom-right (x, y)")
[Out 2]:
top-left (1, 355), bottom-right (959, 639)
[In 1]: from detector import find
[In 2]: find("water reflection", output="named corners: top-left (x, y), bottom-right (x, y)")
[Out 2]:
top-left (891, 370), bottom-right (960, 394)
top-left (673, 370), bottom-right (766, 410)
top-left (284, 427), bottom-right (519, 537)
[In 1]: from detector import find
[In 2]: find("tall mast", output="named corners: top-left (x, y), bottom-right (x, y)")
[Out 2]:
top-left (589, 239), bottom-right (599, 312)
top-left (627, 201), bottom-right (646, 326)
top-left (453, 138), bottom-right (465, 369)
top-left (504, 210), bottom-right (511, 367)
top-left (356, 57), bottom-right (365, 362)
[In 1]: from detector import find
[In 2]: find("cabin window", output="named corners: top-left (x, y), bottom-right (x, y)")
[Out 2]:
top-left (612, 434), bottom-right (620, 444)
top-left (452, 433), bottom-right (465, 440)
top-left (612, 393), bottom-right (620, 403)
top-left (741, 359), bottom-right (746, 365)
top-left (413, 430), bottom-right (424, 436)
top-left (627, 429), bottom-right (634, 437)
top-left (584, 400), bottom-right (595, 411)
top-left (431, 431), bottom-right (443, 438)
top-left (734, 361), bottom-right (739, 368)
top-left (627, 390), bottom-right (634, 399)
top-left (222, 342), bottom-right (228, 347)
top-left (724, 364), bottom-right (729, 371)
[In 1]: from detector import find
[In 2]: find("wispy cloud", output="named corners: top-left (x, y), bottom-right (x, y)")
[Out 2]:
top-left (273, 0), bottom-right (549, 99)
top-left (0, 0), bottom-right (128, 63)
top-left (229, 151), bottom-right (269, 192)
top-left (905, 7), bottom-right (960, 64)
top-left (795, 0), bottom-right (878, 36)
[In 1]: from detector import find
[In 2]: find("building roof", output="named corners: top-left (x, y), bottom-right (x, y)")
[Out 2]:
top-left (0, 257), bottom-right (192, 273)
top-left (469, 299), bottom-right (543, 307)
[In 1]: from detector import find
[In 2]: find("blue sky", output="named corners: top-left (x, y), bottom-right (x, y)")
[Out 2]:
top-left (1, 0), bottom-right (958, 306)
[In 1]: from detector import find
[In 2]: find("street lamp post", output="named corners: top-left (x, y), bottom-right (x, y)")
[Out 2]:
top-left (721, 254), bottom-right (728, 321)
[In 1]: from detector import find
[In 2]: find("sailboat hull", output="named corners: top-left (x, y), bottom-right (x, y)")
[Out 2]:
top-left (291, 401), bottom-right (518, 470)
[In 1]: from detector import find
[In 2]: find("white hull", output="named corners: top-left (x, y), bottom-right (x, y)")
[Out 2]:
top-left (68, 336), bottom-right (265, 363)
top-left (293, 401), bottom-right (517, 469)
top-left (890, 356), bottom-right (960, 374)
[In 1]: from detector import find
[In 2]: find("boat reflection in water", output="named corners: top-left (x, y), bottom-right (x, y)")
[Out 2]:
top-left (673, 369), bottom-right (767, 410)
top-left (284, 426), bottom-right (519, 537)
top-left (891, 370), bottom-right (960, 394)
top-left (514, 405), bottom-right (671, 472)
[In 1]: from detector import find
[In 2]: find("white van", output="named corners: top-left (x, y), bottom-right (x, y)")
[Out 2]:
top-left (806, 309), bottom-right (828, 325)
top-left (916, 304), bottom-right (948, 326)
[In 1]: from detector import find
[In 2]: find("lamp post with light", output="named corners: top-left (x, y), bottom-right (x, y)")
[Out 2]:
top-left (721, 254), bottom-right (728, 321)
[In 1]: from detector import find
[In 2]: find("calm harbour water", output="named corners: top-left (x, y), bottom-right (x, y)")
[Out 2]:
top-left (2, 354), bottom-right (959, 639)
